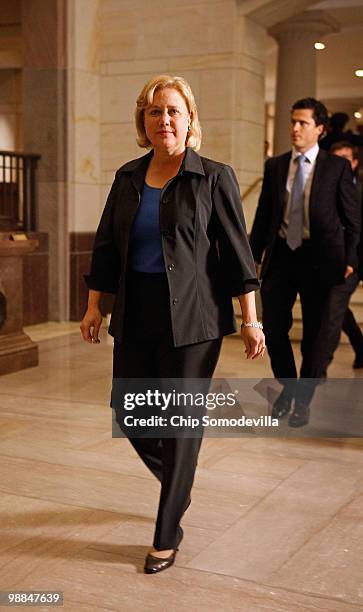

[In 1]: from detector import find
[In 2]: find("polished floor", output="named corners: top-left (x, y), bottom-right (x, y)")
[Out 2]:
top-left (0, 323), bottom-right (362, 611)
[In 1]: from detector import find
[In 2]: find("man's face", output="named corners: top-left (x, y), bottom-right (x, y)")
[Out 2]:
top-left (290, 108), bottom-right (324, 153)
top-left (332, 146), bottom-right (358, 172)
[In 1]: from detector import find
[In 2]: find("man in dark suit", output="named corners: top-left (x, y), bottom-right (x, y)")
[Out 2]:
top-left (316, 141), bottom-right (363, 373)
top-left (250, 98), bottom-right (360, 426)
top-left (343, 146), bottom-right (363, 367)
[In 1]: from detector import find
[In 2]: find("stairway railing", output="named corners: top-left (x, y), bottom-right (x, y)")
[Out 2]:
top-left (0, 150), bottom-right (41, 231)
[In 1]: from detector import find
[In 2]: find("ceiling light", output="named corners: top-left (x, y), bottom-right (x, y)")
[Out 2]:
top-left (355, 69), bottom-right (363, 77)
top-left (354, 111), bottom-right (362, 119)
top-left (314, 42), bottom-right (325, 50)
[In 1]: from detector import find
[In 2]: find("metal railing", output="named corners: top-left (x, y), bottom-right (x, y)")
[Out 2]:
top-left (0, 150), bottom-right (41, 231)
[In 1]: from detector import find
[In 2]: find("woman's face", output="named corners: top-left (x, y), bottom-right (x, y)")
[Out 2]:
top-left (144, 87), bottom-right (190, 156)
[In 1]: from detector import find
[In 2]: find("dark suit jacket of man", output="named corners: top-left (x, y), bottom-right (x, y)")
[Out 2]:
top-left (357, 180), bottom-right (363, 279)
top-left (85, 147), bottom-right (259, 347)
top-left (320, 129), bottom-right (363, 151)
top-left (249, 148), bottom-right (361, 286)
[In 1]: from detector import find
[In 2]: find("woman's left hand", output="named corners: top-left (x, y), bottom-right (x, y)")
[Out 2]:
top-left (240, 327), bottom-right (265, 359)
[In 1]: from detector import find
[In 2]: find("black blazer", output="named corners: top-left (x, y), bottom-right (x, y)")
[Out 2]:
top-left (85, 148), bottom-right (259, 347)
top-left (250, 148), bottom-right (361, 286)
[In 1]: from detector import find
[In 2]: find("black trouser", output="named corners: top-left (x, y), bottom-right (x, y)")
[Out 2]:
top-left (314, 272), bottom-right (359, 370)
top-left (113, 272), bottom-right (222, 550)
top-left (342, 307), bottom-right (363, 356)
top-left (261, 238), bottom-right (330, 405)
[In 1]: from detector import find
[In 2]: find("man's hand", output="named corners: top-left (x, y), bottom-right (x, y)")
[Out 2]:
top-left (344, 265), bottom-right (354, 279)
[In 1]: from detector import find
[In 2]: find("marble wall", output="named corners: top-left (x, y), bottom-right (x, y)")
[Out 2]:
top-left (0, 0), bottom-right (22, 149)
top-left (0, 69), bottom-right (22, 150)
top-left (1, 0), bottom-right (267, 322)
top-left (67, 0), bottom-right (268, 319)
top-left (95, 0), bottom-right (266, 230)
top-left (67, 0), bottom-right (101, 233)
top-left (0, 0), bottom-right (22, 69)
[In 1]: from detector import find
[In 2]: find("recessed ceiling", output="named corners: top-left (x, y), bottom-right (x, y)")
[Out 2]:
top-left (266, 0), bottom-right (363, 111)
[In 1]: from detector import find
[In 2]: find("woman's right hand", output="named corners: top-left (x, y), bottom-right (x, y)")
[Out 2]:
top-left (80, 306), bottom-right (102, 344)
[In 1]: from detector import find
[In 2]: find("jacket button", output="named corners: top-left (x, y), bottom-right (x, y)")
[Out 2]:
top-left (168, 263), bottom-right (175, 271)
top-left (172, 298), bottom-right (178, 305)
top-left (162, 197), bottom-right (170, 205)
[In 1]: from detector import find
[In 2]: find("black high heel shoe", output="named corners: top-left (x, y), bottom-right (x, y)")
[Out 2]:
top-left (144, 549), bottom-right (178, 574)
top-left (144, 526), bottom-right (184, 574)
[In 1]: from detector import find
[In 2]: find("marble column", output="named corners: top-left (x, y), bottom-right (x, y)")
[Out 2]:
top-left (21, 0), bottom-right (68, 320)
top-left (232, 15), bottom-right (266, 231)
top-left (67, 0), bottom-right (101, 321)
top-left (270, 11), bottom-right (339, 154)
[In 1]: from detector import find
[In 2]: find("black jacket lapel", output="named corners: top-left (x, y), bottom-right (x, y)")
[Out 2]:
top-left (129, 151), bottom-right (153, 196)
top-left (309, 148), bottom-right (328, 212)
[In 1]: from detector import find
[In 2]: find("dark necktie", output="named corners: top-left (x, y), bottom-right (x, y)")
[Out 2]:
top-left (286, 155), bottom-right (307, 250)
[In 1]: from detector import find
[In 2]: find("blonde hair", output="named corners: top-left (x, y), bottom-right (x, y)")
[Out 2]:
top-left (135, 74), bottom-right (202, 151)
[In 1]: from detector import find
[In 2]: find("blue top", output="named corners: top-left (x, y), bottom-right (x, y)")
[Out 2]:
top-left (128, 183), bottom-right (165, 273)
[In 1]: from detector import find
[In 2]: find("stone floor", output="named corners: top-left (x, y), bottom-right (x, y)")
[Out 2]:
top-left (0, 323), bottom-right (362, 611)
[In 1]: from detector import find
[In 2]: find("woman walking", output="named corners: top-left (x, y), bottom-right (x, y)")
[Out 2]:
top-left (80, 74), bottom-right (264, 574)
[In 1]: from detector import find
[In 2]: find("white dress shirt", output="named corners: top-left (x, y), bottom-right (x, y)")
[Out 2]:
top-left (279, 143), bottom-right (320, 240)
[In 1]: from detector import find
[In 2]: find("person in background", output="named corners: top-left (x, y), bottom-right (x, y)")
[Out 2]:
top-left (80, 74), bottom-right (264, 574)
top-left (320, 112), bottom-right (363, 151)
top-left (250, 98), bottom-right (360, 427)
top-left (317, 141), bottom-right (363, 373)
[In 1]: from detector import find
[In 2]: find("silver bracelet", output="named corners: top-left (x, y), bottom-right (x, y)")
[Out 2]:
top-left (241, 321), bottom-right (263, 329)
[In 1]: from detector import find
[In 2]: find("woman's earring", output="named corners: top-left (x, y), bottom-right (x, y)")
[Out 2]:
top-left (187, 125), bottom-right (190, 132)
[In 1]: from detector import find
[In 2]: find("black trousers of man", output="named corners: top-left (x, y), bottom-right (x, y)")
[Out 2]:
top-left (112, 272), bottom-right (222, 551)
top-left (261, 238), bottom-right (330, 406)
top-left (314, 272), bottom-right (360, 372)
top-left (342, 306), bottom-right (363, 357)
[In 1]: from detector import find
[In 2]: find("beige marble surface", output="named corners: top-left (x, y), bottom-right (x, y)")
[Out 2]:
top-left (100, 1), bottom-right (236, 61)
top-left (67, 0), bottom-right (101, 234)
top-left (95, 0), bottom-right (267, 221)
top-left (72, 0), bottom-right (100, 74)
top-left (24, 322), bottom-right (81, 342)
top-left (64, 0), bottom-right (269, 286)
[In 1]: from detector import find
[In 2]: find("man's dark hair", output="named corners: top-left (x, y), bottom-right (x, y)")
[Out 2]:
top-left (330, 140), bottom-right (354, 154)
top-left (330, 112), bottom-right (349, 131)
top-left (291, 98), bottom-right (329, 129)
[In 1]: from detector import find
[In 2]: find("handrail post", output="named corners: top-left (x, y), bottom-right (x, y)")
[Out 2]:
top-left (23, 156), bottom-right (30, 232)
top-left (30, 157), bottom-right (38, 231)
